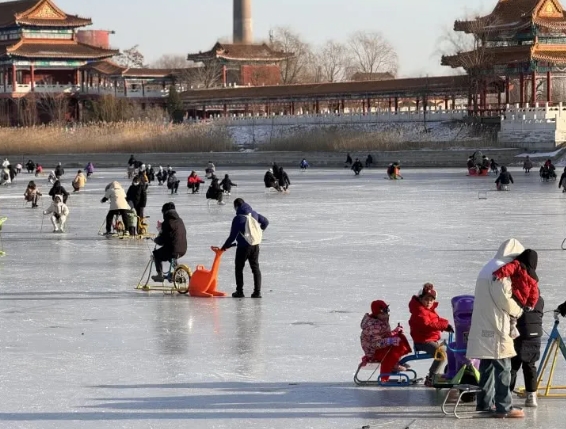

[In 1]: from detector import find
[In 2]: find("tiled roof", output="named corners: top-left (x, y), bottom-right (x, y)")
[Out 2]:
top-left (80, 60), bottom-right (126, 75)
top-left (188, 42), bottom-right (291, 62)
top-left (0, 0), bottom-right (91, 28)
top-left (350, 72), bottom-right (395, 81)
top-left (454, 0), bottom-right (566, 33)
top-left (442, 45), bottom-right (532, 68)
top-left (442, 43), bottom-right (566, 67)
top-left (181, 75), bottom-right (471, 106)
top-left (2, 40), bottom-right (118, 59)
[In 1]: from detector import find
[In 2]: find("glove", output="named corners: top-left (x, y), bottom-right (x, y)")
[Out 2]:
top-left (524, 306), bottom-right (533, 312)
top-left (383, 337), bottom-right (400, 347)
top-left (100, 198), bottom-right (106, 203)
top-left (221, 246), bottom-right (228, 251)
top-left (391, 326), bottom-right (403, 336)
top-left (446, 324), bottom-right (454, 333)
top-left (557, 301), bottom-right (566, 317)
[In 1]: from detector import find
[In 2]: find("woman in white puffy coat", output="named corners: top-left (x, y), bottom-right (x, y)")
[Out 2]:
top-left (101, 181), bottom-right (130, 235)
top-left (43, 194), bottom-right (69, 232)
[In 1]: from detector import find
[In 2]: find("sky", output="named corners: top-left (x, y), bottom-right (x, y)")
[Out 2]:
top-left (55, 0), bottom-right (495, 77)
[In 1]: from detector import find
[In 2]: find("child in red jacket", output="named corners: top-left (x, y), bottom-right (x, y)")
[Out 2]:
top-left (493, 249), bottom-right (539, 338)
top-left (360, 300), bottom-right (412, 380)
top-left (408, 283), bottom-right (454, 387)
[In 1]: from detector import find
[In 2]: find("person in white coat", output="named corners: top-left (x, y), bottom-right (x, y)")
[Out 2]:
top-left (43, 194), bottom-right (69, 232)
top-left (467, 238), bottom-right (525, 418)
top-left (101, 181), bottom-right (130, 235)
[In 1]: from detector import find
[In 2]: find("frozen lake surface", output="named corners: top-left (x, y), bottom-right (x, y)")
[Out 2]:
top-left (1, 166), bottom-right (566, 428)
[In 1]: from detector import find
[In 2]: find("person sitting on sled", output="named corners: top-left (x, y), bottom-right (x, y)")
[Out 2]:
top-left (205, 161), bottom-right (216, 179)
top-left (151, 202), bottom-right (187, 282)
top-left (523, 156), bottom-right (533, 174)
top-left (47, 170), bottom-right (57, 184)
top-left (24, 181), bottom-right (42, 208)
top-left (351, 158), bottom-right (364, 176)
top-left (300, 159), bottom-right (309, 170)
top-left (408, 283), bottom-right (454, 387)
top-left (495, 166), bottom-right (513, 190)
top-left (220, 173), bottom-right (237, 195)
top-left (360, 300), bottom-right (412, 380)
top-left (490, 158), bottom-right (499, 174)
top-left (188, 171), bottom-right (205, 194)
top-left (264, 169), bottom-right (282, 192)
top-left (387, 162), bottom-right (403, 180)
top-left (544, 159), bottom-right (557, 179)
top-left (43, 194), bottom-right (69, 233)
top-left (206, 175), bottom-right (225, 205)
top-left (467, 156), bottom-right (475, 171)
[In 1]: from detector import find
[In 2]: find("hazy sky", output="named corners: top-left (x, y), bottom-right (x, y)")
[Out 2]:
top-left (56, 0), bottom-right (495, 76)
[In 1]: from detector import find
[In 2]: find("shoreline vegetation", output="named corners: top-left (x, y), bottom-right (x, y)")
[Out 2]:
top-left (0, 121), bottom-right (503, 155)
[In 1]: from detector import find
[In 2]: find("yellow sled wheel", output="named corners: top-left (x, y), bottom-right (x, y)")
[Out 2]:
top-left (173, 264), bottom-right (192, 294)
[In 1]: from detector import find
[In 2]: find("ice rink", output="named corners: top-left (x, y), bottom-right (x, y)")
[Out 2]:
top-left (1, 165), bottom-right (566, 428)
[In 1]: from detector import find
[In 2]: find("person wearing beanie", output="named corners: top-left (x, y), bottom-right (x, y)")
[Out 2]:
top-left (408, 283), bottom-right (454, 387)
top-left (151, 202), bottom-right (187, 282)
top-left (360, 299), bottom-right (412, 380)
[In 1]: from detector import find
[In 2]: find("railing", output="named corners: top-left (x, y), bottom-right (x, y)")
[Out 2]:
top-left (0, 83), bottom-right (174, 98)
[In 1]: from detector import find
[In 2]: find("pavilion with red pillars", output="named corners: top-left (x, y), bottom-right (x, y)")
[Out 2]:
top-left (442, 0), bottom-right (566, 113)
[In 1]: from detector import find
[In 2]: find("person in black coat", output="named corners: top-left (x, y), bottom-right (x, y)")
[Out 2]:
top-left (510, 296), bottom-right (544, 407)
top-left (26, 160), bottom-right (35, 173)
top-left (263, 169), bottom-right (281, 191)
top-left (128, 155), bottom-right (136, 166)
top-left (54, 163), bottom-right (64, 179)
top-left (279, 168), bottom-right (291, 191)
top-left (126, 176), bottom-right (147, 218)
top-left (220, 174), bottom-right (237, 195)
top-left (558, 167), bottom-right (566, 192)
top-left (152, 202), bottom-right (187, 282)
top-left (495, 166), bottom-right (513, 190)
top-left (49, 180), bottom-right (69, 203)
top-left (206, 176), bottom-right (224, 204)
top-left (345, 153), bottom-right (352, 167)
top-left (365, 154), bottom-right (374, 168)
top-left (351, 158), bottom-right (363, 175)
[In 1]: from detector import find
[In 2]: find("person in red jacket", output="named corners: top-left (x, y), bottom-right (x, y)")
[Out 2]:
top-left (360, 299), bottom-right (412, 380)
top-left (187, 171), bottom-right (205, 194)
top-left (408, 283), bottom-right (454, 386)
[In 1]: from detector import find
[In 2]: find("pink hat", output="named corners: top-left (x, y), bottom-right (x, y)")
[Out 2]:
top-left (419, 283), bottom-right (437, 300)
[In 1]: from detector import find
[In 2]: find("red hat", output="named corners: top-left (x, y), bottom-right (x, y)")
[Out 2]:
top-left (419, 283), bottom-right (437, 300)
top-left (371, 300), bottom-right (389, 316)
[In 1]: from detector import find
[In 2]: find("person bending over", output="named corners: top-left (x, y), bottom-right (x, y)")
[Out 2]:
top-left (101, 181), bottom-right (130, 235)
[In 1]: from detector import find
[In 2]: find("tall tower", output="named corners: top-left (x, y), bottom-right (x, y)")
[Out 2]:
top-left (233, 0), bottom-right (253, 44)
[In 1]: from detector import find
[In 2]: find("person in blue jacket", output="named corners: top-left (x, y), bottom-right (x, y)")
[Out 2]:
top-left (221, 198), bottom-right (269, 298)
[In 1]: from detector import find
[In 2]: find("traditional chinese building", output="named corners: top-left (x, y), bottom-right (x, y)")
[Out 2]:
top-left (187, 42), bottom-right (290, 87)
top-left (441, 0), bottom-right (566, 113)
top-left (0, 0), bottom-right (117, 100)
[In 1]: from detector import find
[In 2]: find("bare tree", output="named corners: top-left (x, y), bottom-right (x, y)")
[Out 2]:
top-left (179, 62), bottom-right (223, 89)
top-left (269, 27), bottom-right (311, 84)
top-left (348, 31), bottom-right (398, 77)
top-left (316, 40), bottom-right (350, 82)
top-left (36, 93), bottom-right (69, 125)
top-left (114, 45), bottom-right (146, 68)
top-left (152, 54), bottom-right (191, 69)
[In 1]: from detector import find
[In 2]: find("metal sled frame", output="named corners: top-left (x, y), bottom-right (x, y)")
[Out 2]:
top-left (353, 351), bottom-right (432, 387)
top-left (533, 318), bottom-right (566, 397)
top-left (441, 384), bottom-right (484, 419)
top-left (134, 256), bottom-right (190, 294)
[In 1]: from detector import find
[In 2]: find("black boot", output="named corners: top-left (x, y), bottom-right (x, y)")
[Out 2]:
top-left (251, 290), bottom-right (262, 298)
top-left (232, 290), bottom-right (245, 298)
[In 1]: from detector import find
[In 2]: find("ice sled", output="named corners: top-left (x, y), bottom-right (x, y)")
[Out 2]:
top-left (354, 351), bottom-right (432, 386)
top-left (467, 168), bottom-right (488, 176)
top-left (188, 246), bottom-right (227, 297)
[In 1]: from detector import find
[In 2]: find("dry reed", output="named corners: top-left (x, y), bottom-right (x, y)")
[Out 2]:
top-left (259, 123), bottom-right (502, 151)
top-left (0, 121), bottom-right (234, 155)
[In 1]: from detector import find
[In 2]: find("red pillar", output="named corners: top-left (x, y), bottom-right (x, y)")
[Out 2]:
top-left (30, 64), bottom-right (35, 92)
top-left (416, 97), bottom-right (420, 111)
top-left (531, 71), bottom-right (536, 104)
top-left (223, 104), bottom-right (228, 117)
top-left (3, 67), bottom-right (6, 93)
top-left (547, 71), bottom-right (552, 103)
top-left (444, 98), bottom-right (449, 110)
top-left (505, 75), bottom-right (510, 105)
top-left (367, 97), bottom-right (371, 113)
top-left (482, 81), bottom-right (487, 110)
top-left (394, 96), bottom-right (399, 112)
top-left (315, 100), bottom-right (320, 114)
top-left (11, 64), bottom-right (16, 88)
top-left (291, 101), bottom-right (295, 115)
top-left (388, 97), bottom-right (392, 111)
top-left (340, 99), bottom-right (345, 113)
top-left (265, 103), bottom-right (270, 115)
top-left (74, 69), bottom-right (80, 86)
top-left (123, 79), bottom-right (127, 96)
top-left (222, 65), bottom-right (227, 86)
top-left (519, 73), bottom-right (524, 107)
